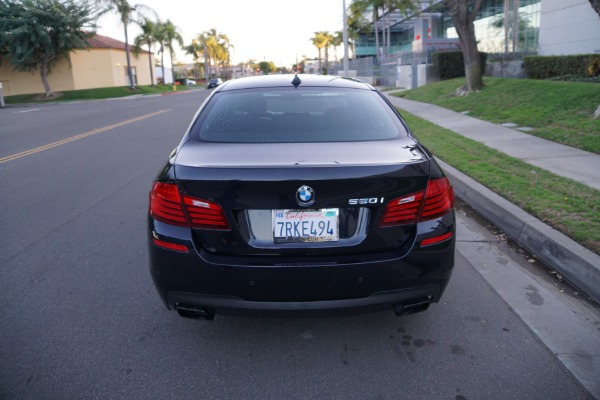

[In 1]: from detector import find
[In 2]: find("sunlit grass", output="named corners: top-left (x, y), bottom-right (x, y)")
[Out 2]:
top-left (394, 77), bottom-right (600, 154)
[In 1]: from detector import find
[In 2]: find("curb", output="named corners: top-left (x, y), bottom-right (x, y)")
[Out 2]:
top-left (437, 158), bottom-right (600, 304)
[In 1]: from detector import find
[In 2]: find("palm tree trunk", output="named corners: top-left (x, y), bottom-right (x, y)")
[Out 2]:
top-left (373, 7), bottom-right (380, 61)
top-left (169, 50), bottom-right (174, 81)
top-left (160, 46), bottom-right (165, 85)
top-left (123, 25), bottom-right (135, 89)
top-left (513, 0), bottom-right (519, 52)
top-left (387, 6), bottom-right (391, 55)
top-left (147, 43), bottom-right (154, 87)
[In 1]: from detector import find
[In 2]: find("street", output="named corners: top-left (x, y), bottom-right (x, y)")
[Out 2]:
top-left (1, 90), bottom-right (598, 400)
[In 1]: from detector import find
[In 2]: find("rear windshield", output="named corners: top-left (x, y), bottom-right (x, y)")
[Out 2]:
top-left (190, 87), bottom-right (407, 143)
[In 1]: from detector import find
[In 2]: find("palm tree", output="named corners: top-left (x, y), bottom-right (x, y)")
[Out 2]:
top-left (322, 32), bottom-right (334, 73)
top-left (133, 17), bottom-right (157, 87)
top-left (332, 31), bottom-right (344, 62)
top-left (311, 31), bottom-right (331, 74)
top-left (217, 33), bottom-right (233, 79)
top-left (184, 38), bottom-right (204, 80)
top-left (96, 0), bottom-right (154, 88)
top-left (152, 21), bottom-right (167, 84)
top-left (191, 29), bottom-right (233, 79)
top-left (347, 1), bottom-right (372, 59)
top-left (353, 0), bottom-right (385, 60)
top-left (160, 19), bottom-right (184, 79)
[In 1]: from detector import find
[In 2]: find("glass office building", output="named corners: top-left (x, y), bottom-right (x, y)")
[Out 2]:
top-left (354, 0), bottom-right (542, 58)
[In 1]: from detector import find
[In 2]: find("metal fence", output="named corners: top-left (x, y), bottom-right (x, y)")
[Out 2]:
top-left (328, 48), bottom-right (532, 87)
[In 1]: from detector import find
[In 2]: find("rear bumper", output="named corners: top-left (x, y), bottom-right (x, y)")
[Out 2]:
top-left (149, 242), bottom-right (454, 317)
top-left (167, 284), bottom-right (443, 317)
top-left (148, 214), bottom-right (455, 317)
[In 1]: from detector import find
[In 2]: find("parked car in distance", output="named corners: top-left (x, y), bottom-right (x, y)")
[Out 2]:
top-left (207, 78), bottom-right (223, 88)
top-left (148, 74), bottom-right (455, 320)
top-left (175, 78), bottom-right (196, 86)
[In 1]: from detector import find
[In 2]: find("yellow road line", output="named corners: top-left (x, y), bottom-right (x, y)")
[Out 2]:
top-left (0, 109), bottom-right (172, 164)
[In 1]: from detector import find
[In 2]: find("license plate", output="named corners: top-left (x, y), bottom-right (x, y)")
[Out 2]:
top-left (272, 209), bottom-right (339, 243)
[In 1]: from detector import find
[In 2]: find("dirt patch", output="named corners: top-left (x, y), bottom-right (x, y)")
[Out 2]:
top-left (34, 92), bottom-right (63, 101)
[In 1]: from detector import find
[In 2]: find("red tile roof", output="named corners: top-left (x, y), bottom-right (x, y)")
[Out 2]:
top-left (87, 34), bottom-right (127, 50)
top-left (86, 34), bottom-right (151, 54)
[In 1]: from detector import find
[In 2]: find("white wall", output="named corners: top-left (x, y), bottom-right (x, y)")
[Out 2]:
top-left (539, 0), bottom-right (600, 55)
top-left (155, 66), bottom-right (173, 84)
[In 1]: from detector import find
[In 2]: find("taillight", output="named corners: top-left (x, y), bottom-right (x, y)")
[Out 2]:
top-left (380, 192), bottom-right (424, 226)
top-left (149, 182), bottom-right (229, 230)
top-left (380, 177), bottom-right (454, 227)
top-left (421, 177), bottom-right (454, 220)
top-left (183, 196), bottom-right (229, 230)
top-left (149, 182), bottom-right (187, 226)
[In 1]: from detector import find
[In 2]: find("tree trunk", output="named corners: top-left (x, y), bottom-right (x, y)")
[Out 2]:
top-left (387, 7), bottom-right (391, 55)
top-left (123, 25), bottom-right (135, 89)
top-left (318, 48), bottom-right (322, 73)
top-left (373, 7), bottom-right (380, 61)
top-left (147, 43), bottom-right (154, 87)
top-left (513, 0), bottom-right (519, 52)
top-left (503, 0), bottom-right (509, 54)
top-left (446, 0), bottom-right (484, 95)
top-left (160, 46), bottom-right (165, 85)
top-left (169, 50), bottom-right (175, 80)
top-left (40, 54), bottom-right (52, 97)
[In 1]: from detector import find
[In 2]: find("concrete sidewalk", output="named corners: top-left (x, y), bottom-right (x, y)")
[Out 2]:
top-left (382, 93), bottom-right (600, 304)
top-left (384, 94), bottom-right (600, 191)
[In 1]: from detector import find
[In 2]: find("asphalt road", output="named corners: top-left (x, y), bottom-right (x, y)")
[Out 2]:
top-left (0, 90), bottom-right (597, 400)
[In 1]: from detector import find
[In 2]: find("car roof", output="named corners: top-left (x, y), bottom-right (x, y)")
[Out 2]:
top-left (215, 74), bottom-right (375, 92)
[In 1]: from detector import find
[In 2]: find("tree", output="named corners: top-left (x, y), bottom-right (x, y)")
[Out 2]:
top-left (189, 29), bottom-right (233, 80)
top-left (347, 1), bottom-right (372, 59)
top-left (184, 39), bottom-right (205, 79)
top-left (133, 17), bottom-right (157, 86)
top-left (0, 0), bottom-right (99, 97)
top-left (590, 0), bottom-right (600, 16)
top-left (352, 0), bottom-right (385, 59)
top-left (332, 31), bottom-right (344, 62)
top-left (444, 0), bottom-right (484, 94)
top-left (311, 31), bottom-right (332, 74)
top-left (152, 20), bottom-right (167, 84)
top-left (96, 0), bottom-right (154, 88)
top-left (258, 61), bottom-right (276, 75)
top-left (159, 19), bottom-right (183, 81)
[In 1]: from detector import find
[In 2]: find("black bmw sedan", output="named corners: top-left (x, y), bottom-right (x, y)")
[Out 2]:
top-left (148, 74), bottom-right (455, 320)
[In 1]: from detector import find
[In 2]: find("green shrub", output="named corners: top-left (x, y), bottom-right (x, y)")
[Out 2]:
top-left (524, 54), bottom-right (600, 79)
top-left (432, 51), bottom-right (488, 80)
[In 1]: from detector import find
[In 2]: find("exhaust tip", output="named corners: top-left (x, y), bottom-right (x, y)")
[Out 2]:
top-left (175, 303), bottom-right (216, 320)
top-left (393, 298), bottom-right (431, 316)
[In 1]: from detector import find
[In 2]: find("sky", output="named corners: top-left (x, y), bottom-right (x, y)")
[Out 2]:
top-left (96, 0), bottom-right (347, 67)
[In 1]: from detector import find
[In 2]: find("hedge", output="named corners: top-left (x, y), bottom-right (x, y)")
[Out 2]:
top-left (524, 54), bottom-right (600, 79)
top-left (432, 51), bottom-right (488, 80)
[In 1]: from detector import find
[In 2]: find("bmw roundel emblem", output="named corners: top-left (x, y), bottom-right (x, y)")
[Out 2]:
top-left (296, 185), bottom-right (315, 207)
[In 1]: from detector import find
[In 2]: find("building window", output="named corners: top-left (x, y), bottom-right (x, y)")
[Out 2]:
top-left (444, 0), bottom-right (541, 54)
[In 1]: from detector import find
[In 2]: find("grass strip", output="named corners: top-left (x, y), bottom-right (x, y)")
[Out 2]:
top-left (4, 84), bottom-right (192, 104)
top-left (394, 77), bottom-right (600, 154)
top-left (401, 111), bottom-right (600, 255)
